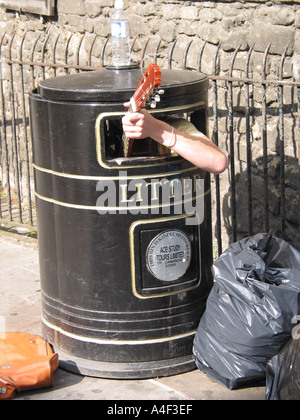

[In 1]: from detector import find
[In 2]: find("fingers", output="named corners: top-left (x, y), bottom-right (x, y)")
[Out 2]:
top-left (122, 107), bottom-right (151, 139)
top-left (122, 126), bottom-right (144, 139)
top-left (122, 113), bottom-right (143, 138)
top-left (122, 111), bottom-right (145, 126)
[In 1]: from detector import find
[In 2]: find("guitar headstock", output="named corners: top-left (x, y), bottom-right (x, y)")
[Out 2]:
top-left (130, 64), bottom-right (162, 112)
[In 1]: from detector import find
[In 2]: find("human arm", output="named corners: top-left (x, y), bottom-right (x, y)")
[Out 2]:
top-left (122, 106), bottom-right (227, 175)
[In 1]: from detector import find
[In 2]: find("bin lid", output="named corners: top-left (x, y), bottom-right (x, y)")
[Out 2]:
top-left (38, 66), bottom-right (209, 103)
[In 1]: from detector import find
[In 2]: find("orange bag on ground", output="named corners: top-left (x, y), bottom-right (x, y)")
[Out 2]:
top-left (0, 332), bottom-right (59, 400)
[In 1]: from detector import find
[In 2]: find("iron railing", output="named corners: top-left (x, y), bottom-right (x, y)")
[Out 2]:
top-left (0, 31), bottom-right (299, 254)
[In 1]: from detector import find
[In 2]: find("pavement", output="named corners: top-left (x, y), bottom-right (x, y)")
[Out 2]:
top-left (0, 229), bottom-right (266, 401)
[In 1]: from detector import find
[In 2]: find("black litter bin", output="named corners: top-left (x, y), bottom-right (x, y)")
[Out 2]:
top-left (29, 64), bottom-right (213, 379)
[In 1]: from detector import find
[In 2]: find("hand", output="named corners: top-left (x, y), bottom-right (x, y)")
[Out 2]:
top-left (122, 103), bottom-right (158, 139)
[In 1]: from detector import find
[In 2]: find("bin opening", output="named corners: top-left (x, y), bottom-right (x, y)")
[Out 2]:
top-left (103, 117), bottom-right (164, 159)
top-left (102, 109), bottom-right (207, 162)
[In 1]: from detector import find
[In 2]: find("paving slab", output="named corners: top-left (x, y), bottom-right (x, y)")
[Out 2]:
top-left (0, 230), bottom-right (266, 401)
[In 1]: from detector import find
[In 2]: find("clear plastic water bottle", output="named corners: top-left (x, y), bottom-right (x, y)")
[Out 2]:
top-left (111, 0), bottom-right (131, 67)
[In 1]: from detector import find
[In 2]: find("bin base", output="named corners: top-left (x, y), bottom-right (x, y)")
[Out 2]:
top-left (42, 317), bottom-right (198, 379)
top-left (57, 349), bottom-right (196, 379)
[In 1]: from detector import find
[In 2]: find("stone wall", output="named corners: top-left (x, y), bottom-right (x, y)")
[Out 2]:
top-left (57, 0), bottom-right (300, 58)
top-left (0, 1), bottom-right (299, 64)
top-left (0, 0), bottom-right (299, 251)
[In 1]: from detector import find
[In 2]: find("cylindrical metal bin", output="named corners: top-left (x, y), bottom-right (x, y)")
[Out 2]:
top-left (29, 65), bottom-right (213, 379)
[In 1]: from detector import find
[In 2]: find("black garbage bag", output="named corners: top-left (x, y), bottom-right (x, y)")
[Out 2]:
top-left (193, 233), bottom-right (300, 390)
top-left (266, 336), bottom-right (300, 400)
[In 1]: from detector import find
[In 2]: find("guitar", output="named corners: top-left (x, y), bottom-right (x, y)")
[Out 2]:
top-left (123, 63), bottom-right (162, 157)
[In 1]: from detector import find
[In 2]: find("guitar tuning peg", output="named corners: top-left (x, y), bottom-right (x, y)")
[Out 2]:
top-left (154, 94), bottom-right (161, 102)
top-left (158, 89), bottom-right (165, 95)
top-left (150, 101), bottom-right (157, 109)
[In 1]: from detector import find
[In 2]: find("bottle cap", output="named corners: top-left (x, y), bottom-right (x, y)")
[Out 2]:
top-left (114, 0), bottom-right (124, 9)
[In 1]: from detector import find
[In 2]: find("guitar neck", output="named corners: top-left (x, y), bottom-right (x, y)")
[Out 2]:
top-left (122, 63), bottom-right (162, 158)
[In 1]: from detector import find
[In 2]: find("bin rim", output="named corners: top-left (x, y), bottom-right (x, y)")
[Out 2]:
top-left (37, 68), bottom-right (210, 103)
